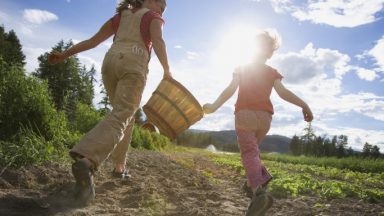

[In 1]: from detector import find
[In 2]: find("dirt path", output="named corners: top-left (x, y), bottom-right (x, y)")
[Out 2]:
top-left (0, 149), bottom-right (383, 216)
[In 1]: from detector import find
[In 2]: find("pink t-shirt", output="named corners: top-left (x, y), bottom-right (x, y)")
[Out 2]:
top-left (234, 64), bottom-right (283, 114)
top-left (110, 8), bottom-right (164, 53)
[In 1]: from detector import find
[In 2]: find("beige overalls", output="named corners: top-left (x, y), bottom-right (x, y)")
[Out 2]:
top-left (70, 8), bottom-right (150, 168)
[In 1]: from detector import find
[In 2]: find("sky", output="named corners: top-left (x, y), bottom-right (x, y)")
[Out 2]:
top-left (0, 0), bottom-right (383, 151)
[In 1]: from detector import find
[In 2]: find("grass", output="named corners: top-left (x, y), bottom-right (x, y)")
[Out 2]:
top-left (164, 146), bottom-right (384, 203)
top-left (210, 152), bottom-right (384, 203)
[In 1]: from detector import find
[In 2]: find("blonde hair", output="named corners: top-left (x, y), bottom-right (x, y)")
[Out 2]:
top-left (116, 0), bottom-right (165, 13)
top-left (257, 28), bottom-right (282, 51)
top-left (116, 0), bottom-right (144, 13)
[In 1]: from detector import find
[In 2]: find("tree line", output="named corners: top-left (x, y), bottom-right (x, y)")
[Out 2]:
top-left (289, 123), bottom-right (382, 158)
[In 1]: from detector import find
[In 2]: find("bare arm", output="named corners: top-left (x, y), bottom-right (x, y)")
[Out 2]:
top-left (48, 19), bottom-right (114, 64)
top-left (274, 79), bottom-right (313, 122)
top-left (150, 19), bottom-right (171, 78)
top-left (203, 76), bottom-right (240, 114)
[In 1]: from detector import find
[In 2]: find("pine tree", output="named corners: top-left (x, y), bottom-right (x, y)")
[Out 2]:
top-left (330, 136), bottom-right (338, 157)
top-left (336, 135), bottom-right (348, 158)
top-left (78, 65), bottom-right (96, 106)
top-left (34, 41), bottom-right (82, 112)
top-left (0, 26), bottom-right (26, 66)
top-left (302, 122), bottom-right (316, 155)
top-left (314, 136), bottom-right (324, 157)
top-left (362, 142), bottom-right (372, 158)
top-left (98, 83), bottom-right (111, 116)
top-left (289, 135), bottom-right (301, 156)
top-left (323, 138), bottom-right (331, 157)
top-left (347, 147), bottom-right (354, 156)
top-left (371, 145), bottom-right (381, 158)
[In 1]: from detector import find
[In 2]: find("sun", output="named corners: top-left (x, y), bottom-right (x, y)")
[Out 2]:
top-left (213, 25), bottom-right (259, 70)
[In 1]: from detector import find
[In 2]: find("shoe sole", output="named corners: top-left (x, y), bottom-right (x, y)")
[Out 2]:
top-left (72, 160), bottom-right (95, 205)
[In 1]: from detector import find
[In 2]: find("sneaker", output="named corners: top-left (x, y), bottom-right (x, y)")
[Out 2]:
top-left (72, 159), bottom-right (95, 206)
top-left (245, 186), bottom-right (274, 216)
top-left (112, 169), bottom-right (131, 179)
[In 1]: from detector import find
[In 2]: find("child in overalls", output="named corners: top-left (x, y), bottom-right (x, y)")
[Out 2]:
top-left (203, 30), bottom-right (313, 216)
top-left (48, 0), bottom-right (170, 205)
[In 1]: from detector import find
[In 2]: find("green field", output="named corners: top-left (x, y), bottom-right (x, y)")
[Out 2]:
top-left (206, 151), bottom-right (384, 203)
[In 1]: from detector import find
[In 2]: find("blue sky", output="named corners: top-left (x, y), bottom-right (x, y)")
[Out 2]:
top-left (1, 0), bottom-right (383, 151)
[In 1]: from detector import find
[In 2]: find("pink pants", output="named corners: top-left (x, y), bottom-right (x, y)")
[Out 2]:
top-left (235, 110), bottom-right (273, 188)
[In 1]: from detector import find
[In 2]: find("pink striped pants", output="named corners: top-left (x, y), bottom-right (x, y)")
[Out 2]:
top-left (235, 110), bottom-right (273, 188)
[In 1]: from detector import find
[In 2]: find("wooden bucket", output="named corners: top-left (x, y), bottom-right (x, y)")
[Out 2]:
top-left (143, 78), bottom-right (203, 140)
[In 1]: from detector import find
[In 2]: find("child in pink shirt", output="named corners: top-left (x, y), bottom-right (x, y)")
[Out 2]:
top-left (203, 29), bottom-right (313, 216)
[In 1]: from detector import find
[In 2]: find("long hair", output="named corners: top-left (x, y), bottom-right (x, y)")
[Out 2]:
top-left (116, 0), bottom-right (144, 13)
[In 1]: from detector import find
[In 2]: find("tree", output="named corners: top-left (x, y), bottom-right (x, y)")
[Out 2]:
top-left (330, 135), bottom-right (338, 157)
top-left (313, 136), bottom-right (324, 157)
top-left (347, 147), bottom-right (354, 156)
top-left (362, 142), bottom-right (372, 158)
top-left (33, 40), bottom-right (94, 119)
top-left (0, 26), bottom-right (25, 66)
top-left (323, 138), bottom-right (331, 157)
top-left (301, 122), bottom-right (316, 155)
top-left (336, 135), bottom-right (348, 158)
top-left (78, 65), bottom-right (96, 106)
top-left (98, 83), bottom-right (111, 115)
top-left (371, 145), bottom-right (381, 158)
top-left (289, 135), bottom-right (301, 156)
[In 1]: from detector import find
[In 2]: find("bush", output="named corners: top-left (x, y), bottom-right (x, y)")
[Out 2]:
top-left (0, 58), bottom-right (75, 167)
top-left (131, 126), bottom-right (171, 151)
top-left (0, 59), bottom-right (68, 142)
top-left (69, 102), bottom-right (102, 134)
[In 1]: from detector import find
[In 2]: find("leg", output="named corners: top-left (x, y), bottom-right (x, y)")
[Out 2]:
top-left (111, 117), bottom-right (135, 173)
top-left (236, 129), bottom-right (264, 190)
top-left (70, 72), bottom-right (146, 169)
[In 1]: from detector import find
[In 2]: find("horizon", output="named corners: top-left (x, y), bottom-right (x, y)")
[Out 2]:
top-left (0, 0), bottom-right (383, 151)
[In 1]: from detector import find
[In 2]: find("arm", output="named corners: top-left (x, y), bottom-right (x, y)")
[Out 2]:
top-left (273, 79), bottom-right (313, 122)
top-left (150, 19), bottom-right (171, 78)
top-left (48, 20), bottom-right (115, 64)
top-left (203, 76), bottom-right (240, 114)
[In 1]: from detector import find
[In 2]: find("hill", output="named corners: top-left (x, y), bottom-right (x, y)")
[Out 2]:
top-left (179, 129), bottom-right (292, 153)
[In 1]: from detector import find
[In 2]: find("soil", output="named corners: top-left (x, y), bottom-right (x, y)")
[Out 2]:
top-left (0, 150), bottom-right (383, 216)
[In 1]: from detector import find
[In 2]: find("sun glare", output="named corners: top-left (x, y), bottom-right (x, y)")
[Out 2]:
top-left (213, 25), bottom-right (259, 70)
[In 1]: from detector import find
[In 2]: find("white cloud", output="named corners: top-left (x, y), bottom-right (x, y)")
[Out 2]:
top-left (269, 0), bottom-right (384, 28)
top-left (368, 36), bottom-right (384, 71)
top-left (270, 43), bottom-right (351, 83)
top-left (355, 67), bottom-right (378, 81)
top-left (23, 9), bottom-right (59, 25)
top-left (186, 51), bottom-right (199, 60)
top-left (174, 45), bottom-right (183, 49)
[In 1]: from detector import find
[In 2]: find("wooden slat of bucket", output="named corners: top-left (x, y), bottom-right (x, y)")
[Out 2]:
top-left (149, 95), bottom-right (188, 131)
top-left (144, 94), bottom-right (185, 139)
top-left (143, 78), bottom-right (203, 139)
top-left (157, 81), bottom-right (202, 125)
top-left (143, 105), bottom-right (177, 138)
top-left (153, 90), bottom-right (191, 125)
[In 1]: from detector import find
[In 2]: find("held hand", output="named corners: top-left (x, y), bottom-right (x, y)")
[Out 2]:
top-left (163, 70), bottom-right (172, 79)
top-left (203, 103), bottom-right (216, 114)
top-left (48, 51), bottom-right (66, 65)
top-left (302, 105), bottom-right (313, 122)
